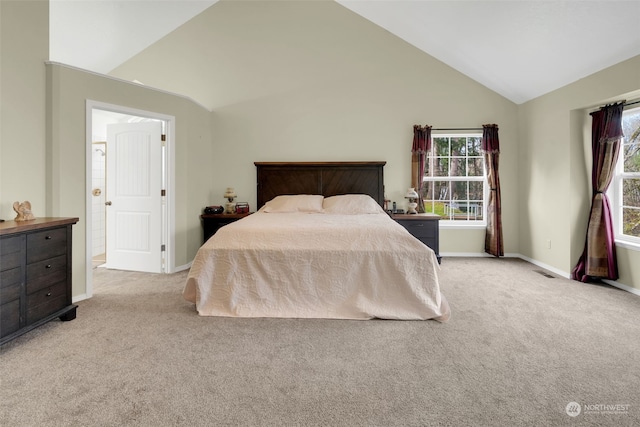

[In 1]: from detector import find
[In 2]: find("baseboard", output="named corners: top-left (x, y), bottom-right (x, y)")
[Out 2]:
top-left (72, 294), bottom-right (88, 303)
top-left (174, 262), bottom-right (192, 272)
top-left (88, 255), bottom-right (640, 297)
top-left (443, 252), bottom-right (640, 295)
top-left (440, 252), bottom-right (493, 258)
top-left (441, 252), bottom-right (570, 278)
top-left (440, 252), bottom-right (522, 259)
top-left (75, 262), bottom-right (191, 303)
top-left (515, 254), bottom-right (571, 279)
top-left (517, 255), bottom-right (640, 295)
top-left (602, 279), bottom-right (640, 296)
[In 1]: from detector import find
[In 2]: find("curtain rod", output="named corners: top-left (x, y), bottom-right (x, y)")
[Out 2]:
top-left (590, 99), bottom-right (639, 114)
top-left (432, 128), bottom-right (483, 131)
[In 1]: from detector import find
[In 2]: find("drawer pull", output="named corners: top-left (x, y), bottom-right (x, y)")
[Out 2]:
top-left (45, 235), bottom-right (52, 240)
top-left (45, 264), bottom-right (52, 269)
top-left (46, 292), bottom-right (52, 297)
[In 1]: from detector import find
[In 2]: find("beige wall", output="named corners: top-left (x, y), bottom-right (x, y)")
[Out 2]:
top-left (4, 0), bottom-right (638, 297)
top-left (47, 64), bottom-right (214, 296)
top-left (1, 1), bottom-right (214, 298)
top-left (519, 55), bottom-right (640, 290)
top-left (0, 1), bottom-right (49, 217)
top-left (111, 0), bottom-right (520, 256)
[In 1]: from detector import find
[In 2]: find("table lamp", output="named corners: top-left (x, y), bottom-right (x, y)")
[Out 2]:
top-left (405, 188), bottom-right (419, 214)
top-left (224, 187), bottom-right (237, 214)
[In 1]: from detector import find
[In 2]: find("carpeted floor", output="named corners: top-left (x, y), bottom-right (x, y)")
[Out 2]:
top-left (1, 257), bottom-right (639, 426)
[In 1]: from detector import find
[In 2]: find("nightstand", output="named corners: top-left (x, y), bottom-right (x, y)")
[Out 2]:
top-left (201, 212), bottom-right (252, 243)
top-left (392, 213), bottom-right (441, 263)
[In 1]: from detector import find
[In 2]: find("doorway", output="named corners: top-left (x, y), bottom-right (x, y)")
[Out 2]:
top-left (85, 100), bottom-right (176, 298)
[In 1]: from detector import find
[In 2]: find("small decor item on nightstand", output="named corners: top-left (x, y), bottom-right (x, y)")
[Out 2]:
top-left (224, 187), bottom-right (237, 214)
top-left (404, 188), bottom-right (420, 214)
top-left (235, 202), bottom-right (249, 214)
top-left (13, 201), bottom-right (36, 221)
top-left (204, 205), bottom-right (224, 214)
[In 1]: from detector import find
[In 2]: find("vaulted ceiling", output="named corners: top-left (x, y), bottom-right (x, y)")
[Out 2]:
top-left (49, 0), bottom-right (640, 106)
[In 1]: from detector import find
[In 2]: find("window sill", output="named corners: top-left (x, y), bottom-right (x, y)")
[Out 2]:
top-left (615, 240), bottom-right (640, 252)
top-left (439, 221), bottom-right (486, 230)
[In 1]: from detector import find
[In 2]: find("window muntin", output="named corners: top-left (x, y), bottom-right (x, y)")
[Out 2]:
top-left (422, 134), bottom-right (486, 222)
top-left (612, 106), bottom-right (640, 244)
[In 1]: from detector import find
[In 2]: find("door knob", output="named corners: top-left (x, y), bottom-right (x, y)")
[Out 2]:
top-left (105, 201), bottom-right (112, 206)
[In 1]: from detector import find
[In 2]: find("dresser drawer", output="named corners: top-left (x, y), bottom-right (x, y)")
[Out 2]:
top-left (0, 217), bottom-right (78, 345)
top-left (0, 267), bottom-right (22, 303)
top-left (0, 235), bottom-right (25, 271)
top-left (396, 220), bottom-right (437, 239)
top-left (27, 281), bottom-right (67, 324)
top-left (27, 280), bottom-right (67, 311)
top-left (26, 227), bottom-right (67, 264)
top-left (26, 254), bottom-right (67, 294)
top-left (0, 299), bottom-right (21, 338)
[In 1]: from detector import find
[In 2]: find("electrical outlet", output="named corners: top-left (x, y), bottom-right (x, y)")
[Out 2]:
top-left (546, 239), bottom-right (551, 249)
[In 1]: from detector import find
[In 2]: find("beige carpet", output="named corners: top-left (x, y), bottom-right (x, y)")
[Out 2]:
top-left (1, 257), bottom-right (639, 426)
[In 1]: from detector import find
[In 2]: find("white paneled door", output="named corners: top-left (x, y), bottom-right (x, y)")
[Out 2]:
top-left (106, 122), bottom-right (163, 273)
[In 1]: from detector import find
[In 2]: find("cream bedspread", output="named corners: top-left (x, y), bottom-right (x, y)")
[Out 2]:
top-left (183, 212), bottom-right (450, 321)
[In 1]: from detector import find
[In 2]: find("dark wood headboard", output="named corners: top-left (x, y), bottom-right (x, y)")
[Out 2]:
top-left (255, 161), bottom-right (386, 208)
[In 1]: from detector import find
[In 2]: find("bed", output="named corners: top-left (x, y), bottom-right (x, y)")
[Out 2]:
top-left (183, 162), bottom-right (450, 321)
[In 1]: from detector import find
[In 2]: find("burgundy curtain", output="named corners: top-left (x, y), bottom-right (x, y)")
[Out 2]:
top-left (412, 125), bottom-right (432, 213)
top-left (482, 124), bottom-right (503, 256)
top-left (572, 102), bottom-right (624, 282)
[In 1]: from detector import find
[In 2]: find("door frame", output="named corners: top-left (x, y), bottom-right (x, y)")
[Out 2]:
top-left (85, 100), bottom-right (176, 298)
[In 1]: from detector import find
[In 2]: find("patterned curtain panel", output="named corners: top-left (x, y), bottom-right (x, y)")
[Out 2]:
top-left (572, 102), bottom-right (624, 282)
top-left (412, 125), bottom-right (431, 213)
top-left (482, 124), bottom-right (504, 257)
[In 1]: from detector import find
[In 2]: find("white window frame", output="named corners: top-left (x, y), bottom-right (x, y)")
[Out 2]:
top-left (422, 133), bottom-right (488, 228)
top-left (610, 105), bottom-right (640, 250)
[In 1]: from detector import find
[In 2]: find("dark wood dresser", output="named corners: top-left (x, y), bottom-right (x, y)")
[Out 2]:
top-left (201, 212), bottom-right (252, 243)
top-left (0, 217), bottom-right (78, 346)
top-left (392, 213), bottom-right (441, 263)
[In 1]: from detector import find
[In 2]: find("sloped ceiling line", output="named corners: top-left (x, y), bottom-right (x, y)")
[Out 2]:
top-left (49, 0), bottom-right (640, 105)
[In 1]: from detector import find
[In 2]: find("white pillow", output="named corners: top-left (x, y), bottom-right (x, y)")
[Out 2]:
top-left (322, 194), bottom-right (385, 214)
top-left (263, 195), bottom-right (324, 213)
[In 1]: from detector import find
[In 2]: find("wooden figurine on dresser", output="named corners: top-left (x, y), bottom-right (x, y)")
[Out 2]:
top-left (13, 200), bottom-right (36, 221)
top-left (0, 213), bottom-right (79, 346)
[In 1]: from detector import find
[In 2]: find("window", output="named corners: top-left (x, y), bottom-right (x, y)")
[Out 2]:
top-left (421, 134), bottom-right (487, 223)
top-left (612, 106), bottom-right (640, 244)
